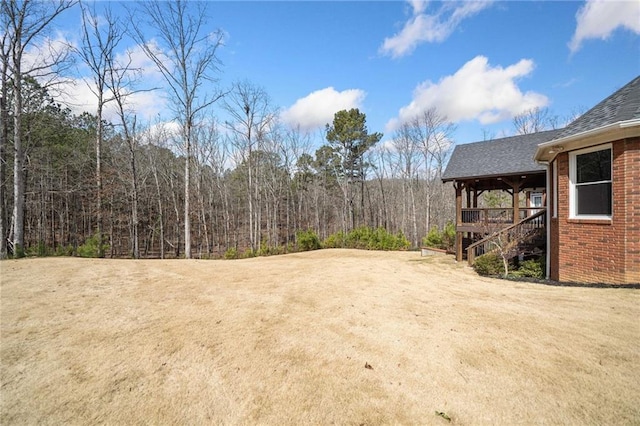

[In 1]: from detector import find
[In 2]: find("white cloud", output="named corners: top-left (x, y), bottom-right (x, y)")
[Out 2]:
top-left (116, 43), bottom-right (165, 82)
top-left (21, 32), bottom-right (76, 83)
top-left (408, 0), bottom-right (428, 15)
top-left (57, 78), bottom-right (167, 124)
top-left (56, 42), bottom-right (168, 123)
top-left (569, 0), bottom-right (640, 53)
top-left (380, 0), bottom-right (493, 58)
top-left (386, 55), bottom-right (548, 131)
top-left (280, 87), bottom-right (366, 131)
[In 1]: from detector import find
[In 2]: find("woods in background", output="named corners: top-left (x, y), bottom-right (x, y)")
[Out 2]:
top-left (0, 0), bottom-right (456, 259)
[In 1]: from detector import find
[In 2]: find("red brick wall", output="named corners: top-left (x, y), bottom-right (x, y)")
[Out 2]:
top-left (551, 137), bottom-right (640, 284)
top-left (623, 138), bottom-right (640, 283)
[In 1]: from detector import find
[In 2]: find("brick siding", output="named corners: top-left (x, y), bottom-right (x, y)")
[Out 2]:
top-left (551, 137), bottom-right (640, 284)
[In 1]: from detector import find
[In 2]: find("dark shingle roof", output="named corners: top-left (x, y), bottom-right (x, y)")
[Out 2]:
top-left (553, 75), bottom-right (640, 140)
top-left (442, 129), bottom-right (562, 181)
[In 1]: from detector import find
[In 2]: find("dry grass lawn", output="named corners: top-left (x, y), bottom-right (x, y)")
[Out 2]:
top-left (1, 249), bottom-right (639, 425)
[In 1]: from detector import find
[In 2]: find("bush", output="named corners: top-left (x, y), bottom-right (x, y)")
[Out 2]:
top-left (12, 244), bottom-right (25, 259)
top-left (422, 222), bottom-right (455, 251)
top-left (512, 257), bottom-right (545, 279)
top-left (77, 233), bottom-right (109, 258)
top-left (297, 229), bottom-right (321, 251)
top-left (473, 253), bottom-right (505, 276)
top-left (55, 244), bottom-right (74, 257)
top-left (442, 221), bottom-right (456, 251)
top-left (323, 226), bottom-right (409, 251)
top-left (323, 231), bottom-right (346, 248)
top-left (223, 247), bottom-right (238, 259)
top-left (257, 242), bottom-right (286, 257)
top-left (242, 248), bottom-right (256, 259)
top-left (257, 241), bottom-right (271, 257)
top-left (26, 241), bottom-right (49, 257)
top-left (423, 226), bottom-right (443, 248)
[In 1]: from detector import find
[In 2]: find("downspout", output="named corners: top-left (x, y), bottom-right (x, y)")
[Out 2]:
top-left (540, 161), bottom-right (551, 279)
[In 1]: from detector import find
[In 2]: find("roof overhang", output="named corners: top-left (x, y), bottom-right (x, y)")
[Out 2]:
top-left (442, 169), bottom-right (545, 184)
top-left (443, 171), bottom-right (546, 192)
top-left (534, 119), bottom-right (640, 162)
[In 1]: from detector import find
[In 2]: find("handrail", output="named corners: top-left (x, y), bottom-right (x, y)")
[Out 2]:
top-left (466, 209), bottom-right (546, 265)
top-left (460, 207), bottom-right (544, 225)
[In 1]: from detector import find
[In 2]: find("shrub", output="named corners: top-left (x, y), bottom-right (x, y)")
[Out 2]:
top-left (257, 241), bottom-right (270, 257)
top-left (26, 241), bottom-right (49, 257)
top-left (77, 234), bottom-right (109, 258)
top-left (55, 244), bottom-right (74, 257)
top-left (223, 247), bottom-right (238, 259)
top-left (12, 244), bottom-right (25, 259)
top-left (422, 222), bottom-right (455, 251)
top-left (323, 231), bottom-right (346, 248)
top-left (423, 226), bottom-right (443, 248)
top-left (513, 257), bottom-right (545, 279)
top-left (297, 229), bottom-right (321, 251)
top-left (242, 248), bottom-right (256, 259)
top-left (256, 242), bottom-right (286, 257)
top-left (323, 227), bottom-right (409, 251)
top-left (473, 253), bottom-right (505, 276)
top-left (442, 221), bottom-right (456, 251)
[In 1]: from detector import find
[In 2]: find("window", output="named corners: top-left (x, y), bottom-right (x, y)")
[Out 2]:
top-left (569, 144), bottom-right (612, 219)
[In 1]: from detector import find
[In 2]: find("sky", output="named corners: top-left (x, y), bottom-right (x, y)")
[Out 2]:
top-left (47, 0), bottom-right (640, 148)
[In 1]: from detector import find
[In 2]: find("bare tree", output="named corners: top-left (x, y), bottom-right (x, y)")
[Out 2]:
top-left (77, 2), bottom-right (127, 256)
top-left (479, 222), bottom-right (532, 278)
top-left (2, 0), bottom-right (76, 256)
top-left (409, 107), bottom-right (455, 232)
top-left (223, 80), bottom-right (275, 252)
top-left (280, 124), bottom-right (313, 245)
top-left (131, 0), bottom-right (224, 259)
top-left (512, 107), bottom-right (562, 135)
top-left (392, 123), bottom-right (421, 247)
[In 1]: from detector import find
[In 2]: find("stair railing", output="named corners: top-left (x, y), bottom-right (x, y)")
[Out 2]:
top-left (466, 209), bottom-right (546, 265)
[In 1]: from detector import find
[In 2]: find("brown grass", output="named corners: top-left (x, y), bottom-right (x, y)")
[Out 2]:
top-left (1, 249), bottom-right (639, 425)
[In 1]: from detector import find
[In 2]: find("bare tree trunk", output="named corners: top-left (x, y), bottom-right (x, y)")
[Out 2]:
top-left (151, 157), bottom-right (165, 259)
top-left (129, 134), bottom-right (139, 259)
top-left (184, 126), bottom-right (191, 258)
top-left (0, 36), bottom-right (8, 259)
top-left (96, 103), bottom-right (103, 253)
top-left (12, 80), bottom-right (25, 256)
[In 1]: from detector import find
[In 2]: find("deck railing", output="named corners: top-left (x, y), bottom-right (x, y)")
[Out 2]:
top-left (460, 207), bottom-right (545, 226)
top-left (466, 209), bottom-right (546, 265)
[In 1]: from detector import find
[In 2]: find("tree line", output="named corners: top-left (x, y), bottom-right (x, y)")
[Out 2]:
top-left (1, 0), bottom-right (458, 259)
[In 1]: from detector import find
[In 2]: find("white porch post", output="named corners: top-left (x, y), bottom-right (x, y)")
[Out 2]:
top-left (545, 162), bottom-right (551, 279)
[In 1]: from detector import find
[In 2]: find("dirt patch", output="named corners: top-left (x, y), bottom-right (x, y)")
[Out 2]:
top-left (2, 249), bottom-right (639, 424)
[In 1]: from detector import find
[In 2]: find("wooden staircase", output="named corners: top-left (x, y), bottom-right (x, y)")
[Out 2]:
top-left (466, 209), bottom-right (546, 265)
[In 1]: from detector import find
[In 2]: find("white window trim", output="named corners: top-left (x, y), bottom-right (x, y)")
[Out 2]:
top-left (552, 160), bottom-right (558, 218)
top-left (568, 143), bottom-right (612, 220)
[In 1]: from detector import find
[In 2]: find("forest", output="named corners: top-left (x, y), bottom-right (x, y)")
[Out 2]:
top-left (1, 0), bottom-right (512, 260)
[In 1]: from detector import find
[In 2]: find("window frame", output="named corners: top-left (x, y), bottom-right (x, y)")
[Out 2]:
top-left (568, 144), bottom-right (612, 220)
top-left (552, 159), bottom-right (558, 218)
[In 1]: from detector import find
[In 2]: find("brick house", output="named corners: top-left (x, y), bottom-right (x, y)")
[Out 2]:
top-left (535, 76), bottom-right (640, 284)
top-left (443, 75), bottom-right (639, 284)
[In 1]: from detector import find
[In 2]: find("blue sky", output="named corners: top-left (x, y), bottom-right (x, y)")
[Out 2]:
top-left (52, 1), bottom-right (640, 146)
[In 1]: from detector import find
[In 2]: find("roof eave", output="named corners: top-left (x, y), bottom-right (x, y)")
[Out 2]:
top-left (441, 169), bottom-right (545, 183)
top-left (534, 119), bottom-right (640, 163)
